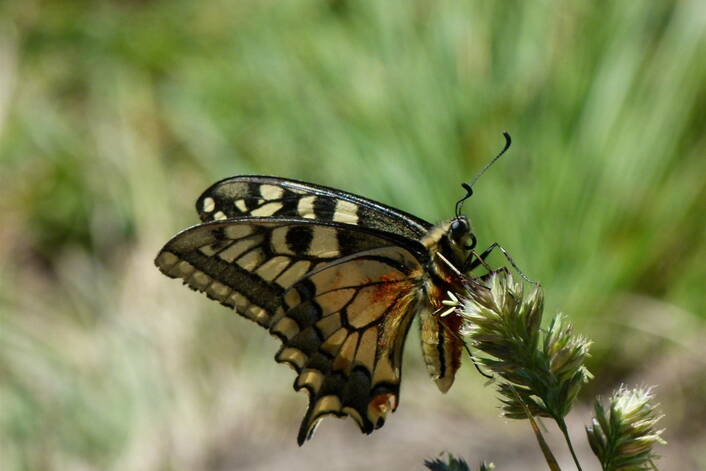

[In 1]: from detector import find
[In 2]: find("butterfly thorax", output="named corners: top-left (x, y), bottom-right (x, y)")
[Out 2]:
top-left (418, 216), bottom-right (474, 392)
top-left (420, 216), bottom-right (472, 304)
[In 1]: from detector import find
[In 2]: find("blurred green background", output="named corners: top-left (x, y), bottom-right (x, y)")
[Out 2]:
top-left (1, 0), bottom-right (704, 469)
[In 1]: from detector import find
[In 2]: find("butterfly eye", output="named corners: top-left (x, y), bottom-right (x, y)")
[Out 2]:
top-left (450, 218), bottom-right (469, 243)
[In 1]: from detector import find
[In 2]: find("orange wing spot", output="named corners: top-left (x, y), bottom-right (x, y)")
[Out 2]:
top-left (309, 259), bottom-right (405, 293)
top-left (368, 393), bottom-right (397, 427)
top-left (346, 277), bottom-right (414, 330)
top-left (370, 274), bottom-right (409, 302)
top-left (370, 393), bottom-right (397, 414)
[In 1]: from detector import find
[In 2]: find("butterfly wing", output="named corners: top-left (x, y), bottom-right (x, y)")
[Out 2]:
top-left (195, 175), bottom-right (432, 239)
top-left (273, 246), bottom-right (424, 444)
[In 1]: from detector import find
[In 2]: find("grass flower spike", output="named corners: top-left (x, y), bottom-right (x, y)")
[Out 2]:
top-left (586, 386), bottom-right (666, 470)
top-left (458, 270), bottom-right (592, 421)
top-left (456, 269), bottom-right (593, 470)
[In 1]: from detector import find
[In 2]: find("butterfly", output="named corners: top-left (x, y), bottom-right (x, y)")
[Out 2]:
top-left (154, 136), bottom-right (511, 445)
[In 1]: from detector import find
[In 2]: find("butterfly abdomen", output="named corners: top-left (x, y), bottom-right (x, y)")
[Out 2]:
top-left (415, 218), bottom-right (472, 393)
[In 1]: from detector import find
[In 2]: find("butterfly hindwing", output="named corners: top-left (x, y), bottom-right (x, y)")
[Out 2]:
top-left (195, 175), bottom-right (432, 240)
top-left (271, 246), bottom-right (424, 444)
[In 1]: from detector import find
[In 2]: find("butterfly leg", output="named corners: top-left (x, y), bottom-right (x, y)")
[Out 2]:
top-left (466, 242), bottom-right (537, 285)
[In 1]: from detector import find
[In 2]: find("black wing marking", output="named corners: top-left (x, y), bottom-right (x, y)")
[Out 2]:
top-left (195, 175), bottom-right (432, 240)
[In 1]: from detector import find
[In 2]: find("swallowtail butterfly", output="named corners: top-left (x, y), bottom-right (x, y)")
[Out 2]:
top-left (155, 137), bottom-right (512, 444)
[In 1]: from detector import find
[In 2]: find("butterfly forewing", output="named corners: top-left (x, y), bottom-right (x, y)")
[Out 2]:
top-left (196, 175), bottom-right (432, 239)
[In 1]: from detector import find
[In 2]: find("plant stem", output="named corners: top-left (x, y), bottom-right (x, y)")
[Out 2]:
top-left (556, 417), bottom-right (582, 471)
top-left (508, 384), bottom-right (561, 471)
top-left (528, 412), bottom-right (562, 471)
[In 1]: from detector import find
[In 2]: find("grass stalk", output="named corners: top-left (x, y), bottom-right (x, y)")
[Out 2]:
top-left (509, 383), bottom-right (562, 471)
top-left (555, 417), bottom-right (582, 471)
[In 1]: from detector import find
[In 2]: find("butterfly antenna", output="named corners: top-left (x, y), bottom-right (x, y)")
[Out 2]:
top-left (469, 131), bottom-right (512, 190)
top-left (455, 132), bottom-right (512, 217)
top-left (454, 183), bottom-right (473, 218)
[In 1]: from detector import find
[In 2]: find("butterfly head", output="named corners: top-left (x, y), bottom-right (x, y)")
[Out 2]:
top-left (449, 216), bottom-right (476, 250)
top-left (435, 180), bottom-right (478, 272)
top-left (442, 215), bottom-right (476, 270)
top-left (421, 215), bottom-right (476, 277)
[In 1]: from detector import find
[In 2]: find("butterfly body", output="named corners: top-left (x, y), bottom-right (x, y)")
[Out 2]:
top-left (156, 175), bottom-right (480, 444)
